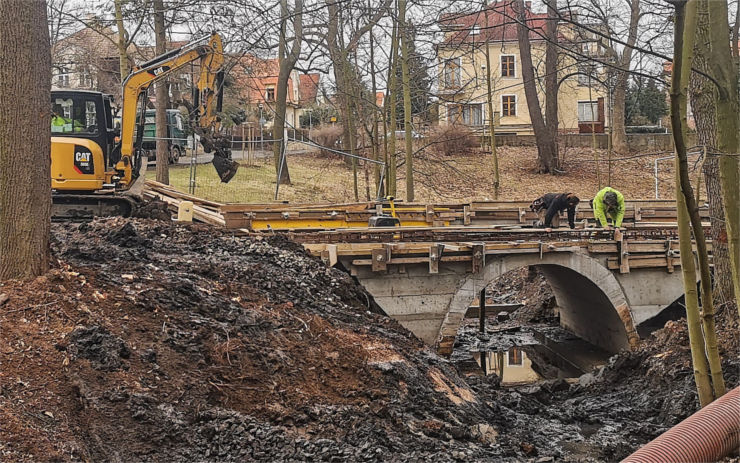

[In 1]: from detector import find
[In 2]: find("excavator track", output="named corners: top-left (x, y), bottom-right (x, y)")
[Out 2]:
top-left (52, 194), bottom-right (137, 221)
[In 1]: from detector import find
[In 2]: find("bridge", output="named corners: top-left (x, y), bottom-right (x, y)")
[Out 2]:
top-left (295, 227), bottom-right (693, 356)
top-left (144, 182), bottom-right (704, 356)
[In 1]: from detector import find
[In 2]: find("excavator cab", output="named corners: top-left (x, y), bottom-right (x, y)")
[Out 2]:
top-left (51, 89), bottom-right (123, 192)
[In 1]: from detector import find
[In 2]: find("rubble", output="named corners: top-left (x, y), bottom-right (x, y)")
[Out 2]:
top-left (0, 217), bottom-right (737, 462)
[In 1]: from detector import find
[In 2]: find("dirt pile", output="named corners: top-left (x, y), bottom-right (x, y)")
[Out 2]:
top-left (463, 311), bottom-right (740, 462)
top-left (0, 218), bottom-right (500, 462)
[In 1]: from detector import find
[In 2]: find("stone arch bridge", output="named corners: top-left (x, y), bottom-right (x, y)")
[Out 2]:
top-left (299, 227), bottom-right (693, 356)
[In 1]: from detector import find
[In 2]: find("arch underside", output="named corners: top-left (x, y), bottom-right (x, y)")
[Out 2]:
top-left (437, 252), bottom-right (640, 355)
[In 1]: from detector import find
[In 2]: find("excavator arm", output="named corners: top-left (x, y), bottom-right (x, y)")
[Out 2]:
top-left (118, 33), bottom-right (238, 189)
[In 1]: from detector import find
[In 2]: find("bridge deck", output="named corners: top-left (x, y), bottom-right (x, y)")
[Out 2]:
top-left (145, 180), bottom-right (709, 231)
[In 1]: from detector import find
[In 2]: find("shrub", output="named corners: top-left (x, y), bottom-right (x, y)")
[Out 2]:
top-left (429, 124), bottom-right (478, 156)
top-left (310, 124), bottom-right (344, 156)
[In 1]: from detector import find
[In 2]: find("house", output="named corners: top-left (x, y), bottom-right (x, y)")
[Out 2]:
top-left (229, 54), bottom-right (321, 130)
top-left (51, 24), bottom-right (190, 106)
top-left (51, 23), bottom-right (131, 101)
top-left (436, 0), bottom-right (609, 135)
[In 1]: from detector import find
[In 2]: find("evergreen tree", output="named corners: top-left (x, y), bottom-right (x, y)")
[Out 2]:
top-left (625, 78), bottom-right (668, 125)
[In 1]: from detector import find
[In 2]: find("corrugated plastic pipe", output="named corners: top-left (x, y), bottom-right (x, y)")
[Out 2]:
top-left (621, 386), bottom-right (740, 463)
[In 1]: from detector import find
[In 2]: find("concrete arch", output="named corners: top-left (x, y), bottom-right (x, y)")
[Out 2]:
top-left (436, 251), bottom-right (640, 355)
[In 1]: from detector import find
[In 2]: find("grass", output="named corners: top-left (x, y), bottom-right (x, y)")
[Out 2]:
top-left (146, 146), bottom-right (692, 205)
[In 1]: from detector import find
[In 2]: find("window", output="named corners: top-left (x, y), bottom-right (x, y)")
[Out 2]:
top-left (578, 101), bottom-right (599, 122)
top-left (444, 57), bottom-right (461, 89)
top-left (462, 104), bottom-right (483, 125)
top-left (447, 104), bottom-right (482, 125)
top-left (51, 96), bottom-right (98, 134)
top-left (501, 95), bottom-right (516, 117)
top-left (508, 347), bottom-right (523, 366)
top-left (79, 66), bottom-right (93, 88)
top-left (470, 25), bottom-right (480, 36)
top-left (56, 67), bottom-right (70, 87)
top-left (448, 104), bottom-right (460, 123)
top-left (265, 86), bottom-right (275, 101)
top-left (577, 63), bottom-right (596, 86)
top-left (501, 55), bottom-right (516, 78)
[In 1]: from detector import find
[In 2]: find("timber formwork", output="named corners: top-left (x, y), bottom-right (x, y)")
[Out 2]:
top-left (144, 180), bottom-right (709, 231)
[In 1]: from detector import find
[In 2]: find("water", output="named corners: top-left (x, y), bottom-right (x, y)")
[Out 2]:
top-left (467, 330), bottom-right (610, 386)
top-left (472, 348), bottom-right (542, 385)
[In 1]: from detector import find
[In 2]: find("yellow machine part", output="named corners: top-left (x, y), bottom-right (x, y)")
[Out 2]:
top-left (247, 219), bottom-right (439, 230)
top-left (51, 137), bottom-right (110, 191)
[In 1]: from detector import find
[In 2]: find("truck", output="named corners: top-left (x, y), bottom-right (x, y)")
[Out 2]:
top-left (141, 109), bottom-right (189, 164)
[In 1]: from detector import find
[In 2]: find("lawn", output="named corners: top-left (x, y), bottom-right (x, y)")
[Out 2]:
top-left (147, 146), bottom-right (693, 204)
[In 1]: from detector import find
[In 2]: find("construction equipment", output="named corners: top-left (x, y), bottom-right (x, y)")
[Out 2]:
top-left (368, 196), bottom-right (401, 227)
top-left (51, 33), bottom-right (237, 219)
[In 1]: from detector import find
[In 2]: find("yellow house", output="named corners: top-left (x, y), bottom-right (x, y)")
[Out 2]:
top-left (437, 1), bottom-right (609, 135)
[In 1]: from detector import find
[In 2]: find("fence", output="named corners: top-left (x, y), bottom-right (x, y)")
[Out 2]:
top-left (166, 137), bottom-right (382, 204)
top-left (482, 133), bottom-right (697, 151)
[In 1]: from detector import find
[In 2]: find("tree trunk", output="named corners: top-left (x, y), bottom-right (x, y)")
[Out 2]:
top-left (706, 0), bottom-right (740, 314)
top-left (611, 0), bottom-right (640, 154)
top-left (399, 0), bottom-right (414, 202)
top-left (387, 17), bottom-right (399, 197)
top-left (114, 0), bottom-right (129, 80)
top-left (544, 0), bottom-right (559, 166)
top-left (484, 1), bottom-right (499, 198)
top-left (670, 0), bottom-right (723, 404)
top-left (369, 20), bottom-right (380, 195)
top-left (153, 0), bottom-right (169, 184)
top-left (0, 0), bottom-right (51, 280)
top-left (689, 0), bottom-right (733, 310)
top-left (514, 0), bottom-right (557, 173)
top-left (272, 0), bottom-right (304, 185)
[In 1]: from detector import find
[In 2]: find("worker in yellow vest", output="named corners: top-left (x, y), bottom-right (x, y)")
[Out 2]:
top-left (592, 187), bottom-right (625, 230)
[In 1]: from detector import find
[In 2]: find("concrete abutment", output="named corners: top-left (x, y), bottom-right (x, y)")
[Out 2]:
top-left (344, 249), bottom-right (688, 356)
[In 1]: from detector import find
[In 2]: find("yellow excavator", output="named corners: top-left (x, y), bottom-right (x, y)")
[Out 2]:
top-left (51, 32), bottom-right (238, 219)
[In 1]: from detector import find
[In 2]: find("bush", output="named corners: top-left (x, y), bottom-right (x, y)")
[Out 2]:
top-left (310, 124), bottom-right (344, 156)
top-left (429, 124), bottom-right (478, 156)
top-left (626, 126), bottom-right (668, 134)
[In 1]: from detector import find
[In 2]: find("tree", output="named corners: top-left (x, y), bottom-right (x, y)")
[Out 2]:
top-left (610, 0), bottom-right (640, 153)
top-left (688, 0), bottom-right (733, 310)
top-left (514, 0), bottom-right (558, 173)
top-left (399, 0), bottom-right (414, 201)
top-left (272, 0), bottom-right (304, 185)
top-left (669, 0), bottom-right (725, 405)
top-left (0, 0), bottom-right (52, 280)
top-left (483, 0), bottom-right (499, 198)
top-left (393, 23), bottom-right (431, 125)
top-left (153, 0), bottom-right (170, 184)
top-left (706, 0), bottom-right (740, 314)
top-left (625, 79), bottom-right (668, 125)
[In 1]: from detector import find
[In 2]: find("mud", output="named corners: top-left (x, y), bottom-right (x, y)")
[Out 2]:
top-left (0, 218), bottom-right (738, 462)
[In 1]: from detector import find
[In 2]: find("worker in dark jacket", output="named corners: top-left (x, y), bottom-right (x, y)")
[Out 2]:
top-left (529, 193), bottom-right (580, 229)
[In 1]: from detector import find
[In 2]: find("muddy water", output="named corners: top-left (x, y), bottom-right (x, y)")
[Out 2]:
top-left (472, 348), bottom-right (542, 385)
top-left (456, 323), bottom-right (611, 386)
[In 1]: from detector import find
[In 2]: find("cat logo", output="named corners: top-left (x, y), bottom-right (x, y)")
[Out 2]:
top-left (75, 151), bottom-right (91, 163)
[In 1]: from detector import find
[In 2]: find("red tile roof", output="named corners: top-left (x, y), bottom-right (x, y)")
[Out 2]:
top-left (439, 0), bottom-right (549, 46)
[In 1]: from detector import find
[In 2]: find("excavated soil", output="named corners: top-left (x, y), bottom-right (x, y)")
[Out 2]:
top-left (0, 217), bottom-right (738, 462)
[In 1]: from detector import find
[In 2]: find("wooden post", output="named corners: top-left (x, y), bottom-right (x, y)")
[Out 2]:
top-left (615, 228), bottom-right (630, 274)
top-left (471, 242), bottom-right (485, 273)
top-left (479, 288), bottom-right (486, 333)
top-left (241, 124), bottom-right (246, 161)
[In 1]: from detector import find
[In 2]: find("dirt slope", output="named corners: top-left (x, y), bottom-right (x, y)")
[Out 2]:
top-left (0, 218), bottom-right (499, 462)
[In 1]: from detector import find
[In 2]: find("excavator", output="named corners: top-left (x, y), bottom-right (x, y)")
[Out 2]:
top-left (51, 32), bottom-right (238, 219)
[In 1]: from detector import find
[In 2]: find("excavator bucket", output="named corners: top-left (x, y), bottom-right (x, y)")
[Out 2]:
top-left (212, 154), bottom-right (239, 183)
